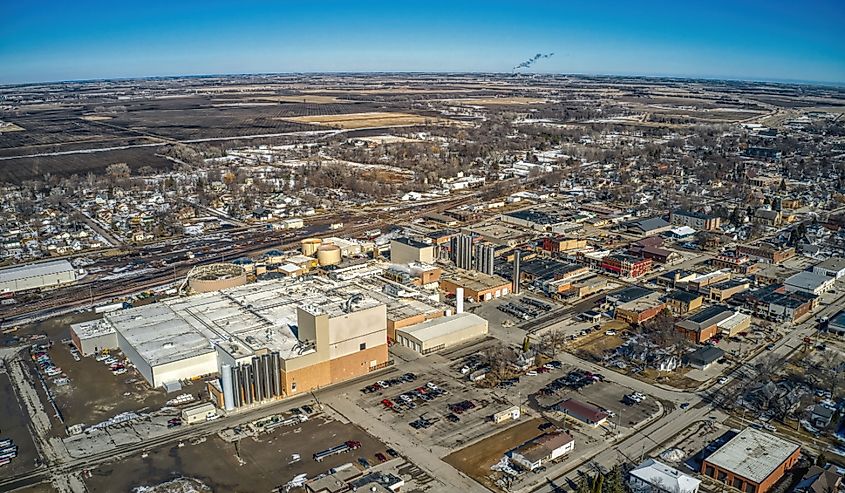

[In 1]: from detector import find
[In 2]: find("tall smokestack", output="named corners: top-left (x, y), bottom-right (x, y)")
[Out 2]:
top-left (513, 251), bottom-right (521, 294)
top-left (456, 287), bottom-right (464, 314)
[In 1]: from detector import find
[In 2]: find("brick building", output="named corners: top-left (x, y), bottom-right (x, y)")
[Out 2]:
top-left (701, 428), bottom-right (800, 493)
top-left (600, 254), bottom-right (652, 278)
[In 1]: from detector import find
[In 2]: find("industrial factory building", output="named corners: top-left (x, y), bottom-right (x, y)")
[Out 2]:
top-left (0, 259), bottom-right (78, 294)
top-left (440, 271), bottom-right (512, 302)
top-left (390, 237), bottom-right (435, 264)
top-left (94, 278), bottom-right (389, 407)
top-left (69, 319), bottom-right (119, 356)
top-left (395, 312), bottom-right (488, 354)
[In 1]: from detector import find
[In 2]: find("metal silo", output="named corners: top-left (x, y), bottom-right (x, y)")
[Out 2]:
top-left (221, 364), bottom-right (235, 411)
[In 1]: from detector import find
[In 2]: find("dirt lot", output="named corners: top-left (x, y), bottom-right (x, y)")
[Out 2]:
top-left (444, 418), bottom-right (546, 491)
top-left (7, 484), bottom-right (57, 493)
top-left (0, 371), bottom-right (40, 478)
top-left (284, 112), bottom-right (446, 129)
top-left (44, 343), bottom-right (182, 428)
top-left (256, 95), bottom-right (345, 104)
top-left (84, 415), bottom-right (386, 493)
top-left (0, 147), bottom-right (174, 183)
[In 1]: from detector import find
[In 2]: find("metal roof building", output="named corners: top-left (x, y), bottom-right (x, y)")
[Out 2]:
top-left (629, 458), bottom-right (701, 493)
top-left (0, 259), bottom-right (77, 294)
top-left (395, 312), bottom-right (488, 354)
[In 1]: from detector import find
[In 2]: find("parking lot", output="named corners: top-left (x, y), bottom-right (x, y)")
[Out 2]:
top-left (0, 369), bottom-right (39, 478)
top-left (84, 415), bottom-right (392, 493)
top-left (357, 369), bottom-right (515, 450)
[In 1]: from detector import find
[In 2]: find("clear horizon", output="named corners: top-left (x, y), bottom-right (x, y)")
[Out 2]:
top-left (2, 0), bottom-right (844, 86)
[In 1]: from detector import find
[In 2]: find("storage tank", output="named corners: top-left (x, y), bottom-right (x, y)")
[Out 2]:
top-left (316, 244), bottom-right (342, 266)
top-left (301, 238), bottom-right (322, 256)
top-left (187, 263), bottom-right (247, 293)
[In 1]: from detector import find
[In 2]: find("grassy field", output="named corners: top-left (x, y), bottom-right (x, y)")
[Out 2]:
top-left (444, 418), bottom-right (546, 491)
top-left (284, 111), bottom-right (445, 129)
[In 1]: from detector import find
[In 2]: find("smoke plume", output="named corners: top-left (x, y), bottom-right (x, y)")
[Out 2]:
top-left (513, 52), bottom-right (555, 71)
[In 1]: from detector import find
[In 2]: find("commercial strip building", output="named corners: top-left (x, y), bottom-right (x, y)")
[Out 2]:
top-left (735, 244), bottom-right (795, 264)
top-left (675, 305), bottom-right (743, 343)
top-left (629, 458), bottom-right (701, 493)
top-left (701, 428), bottom-right (800, 493)
top-left (0, 259), bottom-right (78, 294)
top-left (742, 285), bottom-right (817, 323)
top-left (395, 312), bottom-right (488, 355)
top-left (555, 398), bottom-right (609, 427)
top-left (812, 257), bottom-right (845, 279)
top-left (88, 278), bottom-right (390, 409)
top-left (615, 292), bottom-right (666, 325)
top-left (664, 290), bottom-right (704, 316)
top-left (508, 432), bottom-right (575, 471)
top-left (707, 279), bottom-right (750, 302)
top-left (600, 254), bottom-right (653, 278)
top-left (783, 271), bottom-right (835, 296)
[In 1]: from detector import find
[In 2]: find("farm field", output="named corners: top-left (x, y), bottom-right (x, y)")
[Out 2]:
top-left (284, 111), bottom-right (447, 129)
top-left (449, 97), bottom-right (547, 105)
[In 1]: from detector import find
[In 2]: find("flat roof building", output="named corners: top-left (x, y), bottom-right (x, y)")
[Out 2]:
top-left (784, 271), bottom-right (835, 296)
top-left (69, 319), bottom-right (118, 356)
top-left (441, 270), bottom-right (511, 302)
top-left (629, 458), bottom-right (701, 493)
top-left (701, 428), bottom-right (800, 493)
top-left (676, 305), bottom-right (736, 343)
top-left (395, 312), bottom-right (488, 355)
top-left (101, 278), bottom-right (389, 402)
top-left (813, 257), bottom-right (845, 279)
top-left (390, 237), bottom-right (435, 265)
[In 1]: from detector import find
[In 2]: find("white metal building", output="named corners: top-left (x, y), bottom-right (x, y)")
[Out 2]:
top-left (0, 260), bottom-right (77, 294)
top-left (395, 312), bottom-right (488, 354)
top-left (181, 402), bottom-right (217, 424)
top-left (101, 277), bottom-right (389, 394)
top-left (509, 432), bottom-right (575, 471)
top-left (69, 320), bottom-right (118, 356)
top-left (107, 303), bottom-right (219, 388)
top-left (629, 459), bottom-right (701, 493)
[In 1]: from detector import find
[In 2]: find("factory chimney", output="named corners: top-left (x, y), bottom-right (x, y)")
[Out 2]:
top-left (456, 287), bottom-right (464, 314)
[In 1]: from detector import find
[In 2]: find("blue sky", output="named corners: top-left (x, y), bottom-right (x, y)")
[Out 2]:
top-left (1, 0), bottom-right (843, 85)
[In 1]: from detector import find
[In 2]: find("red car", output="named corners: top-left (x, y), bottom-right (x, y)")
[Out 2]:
top-left (375, 452), bottom-right (387, 462)
top-left (381, 399), bottom-right (394, 408)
